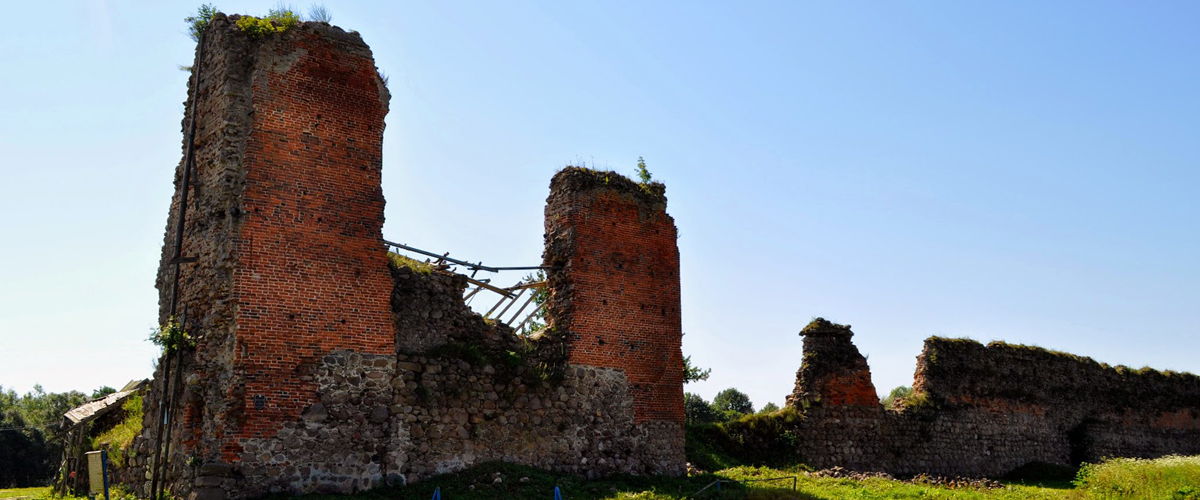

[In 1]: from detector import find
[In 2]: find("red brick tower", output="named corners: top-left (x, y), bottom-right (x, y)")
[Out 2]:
top-left (139, 14), bottom-right (395, 498)
top-left (544, 167), bottom-right (686, 425)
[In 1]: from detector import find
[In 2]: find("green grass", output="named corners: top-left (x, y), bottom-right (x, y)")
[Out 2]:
top-left (0, 487), bottom-right (84, 500)
top-left (0, 487), bottom-right (51, 499)
top-left (275, 462), bottom-right (1074, 500)
top-left (1072, 455), bottom-right (1200, 499)
top-left (276, 456), bottom-right (1200, 499)
top-left (89, 394), bottom-right (143, 467)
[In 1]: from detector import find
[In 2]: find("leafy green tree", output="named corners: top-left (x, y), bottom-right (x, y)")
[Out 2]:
top-left (684, 392), bottom-right (720, 425)
top-left (758, 402), bottom-right (780, 414)
top-left (91, 386), bottom-right (117, 399)
top-left (712, 387), bottom-right (754, 415)
top-left (881, 385), bottom-right (913, 408)
top-left (516, 270), bottom-right (548, 335)
top-left (683, 355), bottom-right (711, 383)
top-left (0, 385), bottom-right (91, 487)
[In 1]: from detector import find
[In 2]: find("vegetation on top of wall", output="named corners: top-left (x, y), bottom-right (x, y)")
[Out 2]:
top-left (924, 336), bottom-right (1199, 382)
top-left (387, 252), bottom-right (436, 274)
top-left (235, 7), bottom-right (301, 37)
top-left (307, 5), bottom-right (332, 23)
top-left (186, 4), bottom-right (324, 42)
top-left (800, 317), bottom-right (853, 336)
top-left (554, 166), bottom-right (667, 206)
top-left (186, 4), bottom-right (218, 41)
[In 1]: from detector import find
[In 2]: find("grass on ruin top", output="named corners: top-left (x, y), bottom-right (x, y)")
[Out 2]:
top-left (924, 336), bottom-right (1198, 380)
top-left (388, 252), bottom-right (436, 274)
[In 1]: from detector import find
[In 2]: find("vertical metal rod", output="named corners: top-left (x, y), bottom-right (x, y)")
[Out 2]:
top-left (152, 28), bottom-right (207, 500)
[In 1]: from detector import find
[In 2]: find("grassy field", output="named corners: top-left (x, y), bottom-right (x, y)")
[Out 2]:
top-left (9, 455), bottom-right (1198, 499)
top-left (0, 487), bottom-right (55, 500)
top-left (273, 462), bottom-right (1072, 500)
top-left (1072, 455), bottom-right (1200, 499)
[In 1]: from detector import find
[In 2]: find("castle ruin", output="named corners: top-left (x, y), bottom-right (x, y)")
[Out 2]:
top-left (127, 16), bottom-right (684, 499)
top-left (122, 13), bottom-right (1200, 500)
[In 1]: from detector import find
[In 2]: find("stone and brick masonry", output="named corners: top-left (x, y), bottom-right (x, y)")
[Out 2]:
top-left (780, 318), bottom-right (1200, 477)
top-left (125, 12), bottom-right (1199, 498)
top-left (127, 15), bottom-right (684, 499)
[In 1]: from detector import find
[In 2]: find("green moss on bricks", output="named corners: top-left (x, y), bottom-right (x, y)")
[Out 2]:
top-left (388, 252), bottom-right (436, 274)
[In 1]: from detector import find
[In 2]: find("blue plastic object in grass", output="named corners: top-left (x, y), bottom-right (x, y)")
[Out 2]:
top-left (554, 485), bottom-right (563, 499)
top-left (431, 486), bottom-right (441, 500)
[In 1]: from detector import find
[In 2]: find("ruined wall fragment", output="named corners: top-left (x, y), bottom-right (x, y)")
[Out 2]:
top-left (778, 321), bottom-right (1200, 477)
top-left (786, 318), bottom-right (880, 409)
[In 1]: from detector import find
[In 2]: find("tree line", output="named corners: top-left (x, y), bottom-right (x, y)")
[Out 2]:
top-left (0, 384), bottom-right (114, 487)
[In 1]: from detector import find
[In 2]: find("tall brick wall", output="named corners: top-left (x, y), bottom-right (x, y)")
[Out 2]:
top-left (231, 14), bottom-right (394, 454)
top-left (543, 167), bottom-right (685, 425)
top-left (130, 15), bottom-right (397, 498)
top-left (771, 320), bottom-right (1200, 477)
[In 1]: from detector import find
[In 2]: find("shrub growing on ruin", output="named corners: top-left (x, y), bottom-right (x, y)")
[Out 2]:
top-left (185, 4), bottom-right (218, 42)
top-left (235, 8), bottom-right (300, 37)
top-left (148, 318), bottom-right (194, 354)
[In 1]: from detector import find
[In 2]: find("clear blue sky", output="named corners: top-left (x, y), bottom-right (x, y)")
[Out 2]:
top-left (1, 1), bottom-right (1197, 409)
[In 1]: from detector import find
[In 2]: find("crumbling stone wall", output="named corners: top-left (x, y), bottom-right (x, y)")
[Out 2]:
top-left (780, 319), bottom-right (1200, 477)
top-left (131, 15), bottom-right (684, 499)
top-left (786, 319), bottom-right (879, 409)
